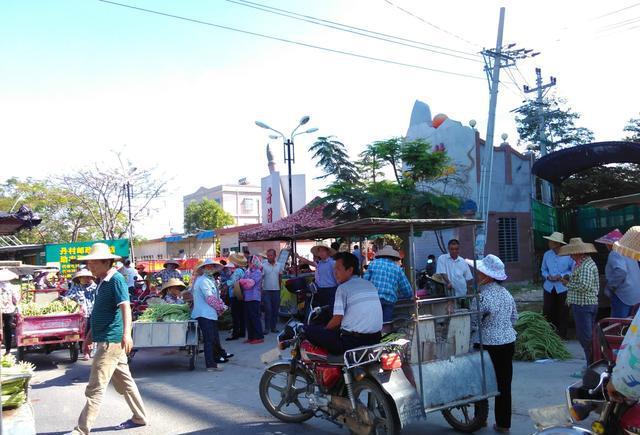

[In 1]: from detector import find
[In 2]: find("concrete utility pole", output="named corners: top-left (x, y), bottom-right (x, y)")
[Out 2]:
top-left (476, 7), bottom-right (539, 258)
top-left (524, 68), bottom-right (556, 204)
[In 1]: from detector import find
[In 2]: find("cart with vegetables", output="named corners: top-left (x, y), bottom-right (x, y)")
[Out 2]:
top-left (16, 298), bottom-right (85, 363)
top-left (1, 354), bottom-right (37, 434)
top-left (130, 303), bottom-right (199, 370)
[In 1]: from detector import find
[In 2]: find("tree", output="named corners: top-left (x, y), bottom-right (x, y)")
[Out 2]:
top-left (559, 164), bottom-right (640, 208)
top-left (184, 199), bottom-right (235, 233)
top-left (514, 95), bottom-right (594, 155)
top-left (309, 136), bottom-right (359, 183)
top-left (623, 115), bottom-right (640, 141)
top-left (58, 153), bottom-right (167, 240)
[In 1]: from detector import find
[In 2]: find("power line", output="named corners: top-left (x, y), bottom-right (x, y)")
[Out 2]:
top-left (503, 68), bottom-right (527, 100)
top-left (97, 0), bottom-right (485, 80)
top-left (597, 15), bottom-right (640, 32)
top-left (594, 2), bottom-right (640, 19)
top-left (382, 0), bottom-right (480, 49)
top-left (224, 0), bottom-right (481, 62)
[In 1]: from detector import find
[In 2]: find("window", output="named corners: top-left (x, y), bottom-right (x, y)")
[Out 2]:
top-left (241, 198), bottom-right (256, 214)
top-left (498, 217), bottom-right (519, 263)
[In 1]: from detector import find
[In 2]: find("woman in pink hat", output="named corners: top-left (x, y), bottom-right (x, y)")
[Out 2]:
top-left (595, 229), bottom-right (640, 318)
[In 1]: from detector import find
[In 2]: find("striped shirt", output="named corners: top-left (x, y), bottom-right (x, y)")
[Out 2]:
top-left (566, 257), bottom-right (599, 306)
top-left (363, 258), bottom-right (413, 304)
top-left (91, 268), bottom-right (130, 343)
top-left (334, 276), bottom-right (382, 334)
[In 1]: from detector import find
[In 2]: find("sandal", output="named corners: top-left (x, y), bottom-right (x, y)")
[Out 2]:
top-left (114, 419), bottom-right (146, 430)
top-left (82, 354), bottom-right (90, 361)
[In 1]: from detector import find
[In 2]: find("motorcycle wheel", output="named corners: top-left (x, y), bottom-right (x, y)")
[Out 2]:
top-left (350, 379), bottom-right (400, 435)
top-left (259, 363), bottom-right (314, 423)
top-left (441, 399), bottom-right (489, 433)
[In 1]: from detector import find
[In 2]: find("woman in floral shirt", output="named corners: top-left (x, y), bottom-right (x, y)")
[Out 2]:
top-left (559, 238), bottom-right (599, 365)
top-left (0, 269), bottom-right (20, 355)
top-left (468, 254), bottom-right (517, 433)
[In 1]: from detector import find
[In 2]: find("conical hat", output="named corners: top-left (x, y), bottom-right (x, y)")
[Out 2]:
top-left (595, 229), bottom-right (624, 245)
top-left (558, 238), bottom-right (597, 256)
top-left (613, 226), bottom-right (640, 260)
top-left (0, 269), bottom-right (18, 282)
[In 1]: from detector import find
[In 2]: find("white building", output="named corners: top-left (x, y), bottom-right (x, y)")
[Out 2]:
top-left (183, 178), bottom-right (262, 226)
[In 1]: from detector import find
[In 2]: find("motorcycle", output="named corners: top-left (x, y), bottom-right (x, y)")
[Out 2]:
top-left (258, 309), bottom-right (425, 435)
top-left (531, 325), bottom-right (640, 434)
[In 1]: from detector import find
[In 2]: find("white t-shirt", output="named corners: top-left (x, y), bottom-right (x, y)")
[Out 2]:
top-left (123, 266), bottom-right (139, 288)
top-left (436, 254), bottom-right (472, 297)
top-left (262, 261), bottom-right (282, 291)
top-left (333, 277), bottom-right (382, 334)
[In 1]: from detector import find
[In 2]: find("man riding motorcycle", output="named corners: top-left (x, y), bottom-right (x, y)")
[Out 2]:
top-left (303, 251), bottom-right (383, 355)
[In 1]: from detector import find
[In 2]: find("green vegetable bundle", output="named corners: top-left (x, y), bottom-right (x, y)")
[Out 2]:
top-left (136, 304), bottom-right (190, 322)
top-left (20, 299), bottom-right (79, 317)
top-left (1, 354), bottom-right (34, 409)
top-left (515, 311), bottom-right (571, 361)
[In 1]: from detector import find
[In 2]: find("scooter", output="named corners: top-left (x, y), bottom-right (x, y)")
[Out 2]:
top-left (531, 326), bottom-right (640, 434)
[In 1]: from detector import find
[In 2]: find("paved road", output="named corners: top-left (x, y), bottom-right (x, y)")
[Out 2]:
top-left (26, 333), bottom-right (589, 435)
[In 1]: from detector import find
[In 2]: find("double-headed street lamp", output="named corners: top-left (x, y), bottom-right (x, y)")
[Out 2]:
top-left (255, 116), bottom-right (318, 215)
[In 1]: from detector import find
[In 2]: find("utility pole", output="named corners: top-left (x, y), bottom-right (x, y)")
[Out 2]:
top-left (524, 68), bottom-right (556, 204)
top-left (476, 7), bottom-right (539, 257)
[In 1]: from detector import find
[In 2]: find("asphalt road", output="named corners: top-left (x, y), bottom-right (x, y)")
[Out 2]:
top-left (25, 333), bottom-right (589, 435)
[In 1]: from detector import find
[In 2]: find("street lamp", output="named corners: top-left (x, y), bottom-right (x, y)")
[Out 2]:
top-left (254, 116), bottom-right (317, 215)
top-left (124, 167), bottom-right (137, 262)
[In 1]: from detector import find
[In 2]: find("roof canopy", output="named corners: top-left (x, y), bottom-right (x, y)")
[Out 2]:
top-left (0, 206), bottom-right (41, 235)
top-left (239, 201), bottom-right (335, 242)
top-left (531, 141), bottom-right (640, 185)
top-left (293, 218), bottom-right (482, 240)
top-left (587, 192), bottom-right (640, 210)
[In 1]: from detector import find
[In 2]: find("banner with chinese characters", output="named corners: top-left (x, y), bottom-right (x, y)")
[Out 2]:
top-left (44, 239), bottom-right (130, 278)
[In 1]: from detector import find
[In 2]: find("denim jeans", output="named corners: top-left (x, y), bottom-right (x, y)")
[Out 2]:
top-left (610, 291), bottom-right (633, 318)
top-left (380, 301), bottom-right (395, 323)
top-left (197, 317), bottom-right (222, 368)
top-left (244, 300), bottom-right (264, 340)
top-left (571, 304), bottom-right (598, 364)
top-left (263, 290), bottom-right (280, 332)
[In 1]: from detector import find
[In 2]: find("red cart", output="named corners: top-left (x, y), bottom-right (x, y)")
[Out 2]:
top-left (16, 310), bottom-right (85, 363)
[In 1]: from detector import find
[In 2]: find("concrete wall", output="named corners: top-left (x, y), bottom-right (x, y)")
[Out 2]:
top-left (135, 240), bottom-right (167, 260)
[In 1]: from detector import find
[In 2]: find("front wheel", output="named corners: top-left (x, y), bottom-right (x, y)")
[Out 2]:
top-left (351, 379), bottom-right (400, 435)
top-left (441, 399), bottom-right (489, 433)
top-left (259, 363), bottom-right (314, 423)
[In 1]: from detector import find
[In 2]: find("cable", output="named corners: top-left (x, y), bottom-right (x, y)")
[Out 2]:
top-left (224, 0), bottom-right (482, 63)
top-left (382, 0), bottom-right (480, 49)
top-left (504, 68), bottom-right (527, 100)
top-left (593, 2), bottom-right (640, 19)
top-left (98, 0), bottom-right (485, 80)
top-left (514, 65), bottom-right (531, 88)
top-left (597, 15), bottom-right (640, 32)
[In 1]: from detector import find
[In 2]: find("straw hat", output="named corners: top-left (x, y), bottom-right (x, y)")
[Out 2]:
top-left (375, 245), bottom-right (401, 260)
top-left (543, 232), bottom-right (567, 245)
top-left (161, 278), bottom-right (186, 291)
top-left (0, 269), bottom-right (18, 282)
top-left (195, 258), bottom-right (223, 271)
top-left (310, 243), bottom-right (337, 257)
top-left (595, 229), bottom-right (624, 245)
top-left (78, 242), bottom-right (122, 262)
top-left (613, 226), bottom-right (640, 260)
top-left (72, 269), bottom-right (95, 282)
top-left (466, 254), bottom-right (508, 281)
top-left (228, 253), bottom-right (248, 268)
top-left (163, 259), bottom-right (181, 268)
top-left (558, 238), bottom-right (597, 256)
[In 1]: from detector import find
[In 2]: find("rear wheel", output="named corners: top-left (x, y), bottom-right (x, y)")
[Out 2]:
top-left (441, 399), bottom-right (489, 433)
top-left (259, 363), bottom-right (314, 423)
top-left (16, 346), bottom-right (26, 362)
top-left (351, 379), bottom-right (400, 435)
top-left (69, 343), bottom-right (79, 363)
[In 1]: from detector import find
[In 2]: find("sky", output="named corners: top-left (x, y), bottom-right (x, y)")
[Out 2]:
top-left (1, 0), bottom-right (638, 239)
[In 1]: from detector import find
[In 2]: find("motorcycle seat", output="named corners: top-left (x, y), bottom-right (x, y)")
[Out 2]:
top-left (327, 354), bottom-right (345, 365)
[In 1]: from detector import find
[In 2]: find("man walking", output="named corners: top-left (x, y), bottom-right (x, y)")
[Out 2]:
top-left (262, 249), bottom-right (283, 334)
top-left (436, 239), bottom-right (473, 299)
top-left (68, 243), bottom-right (147, 434)
top-left (541, 232), bottom-right (574, 338)
top-left (364, 246), bottom-right (413, 322)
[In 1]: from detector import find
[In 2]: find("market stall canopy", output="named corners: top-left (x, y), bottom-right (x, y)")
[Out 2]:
top-left (294, 218), bottom-right (483, 240)
top-left (0, 205), bottom-right (41, 235)
top-left (239, 200), bottom-right (335, 242)
top-left (531, 141), bottom-right (640, 185)
top-left (587, 192), bottom-right (640, 210)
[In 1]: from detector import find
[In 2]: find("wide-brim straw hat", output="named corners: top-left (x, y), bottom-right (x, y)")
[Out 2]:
top-left (228, 253), bottom-right (248, 268)
top-left (78, 242), bottom-right (122, 262)
top-left (543, 232), bottom-right (567, 245)
top-left (375, 245), bottom-right (401, 260)
top-left (0, 269), bottom-right (18, 282)
top-left (72, 269), bottom-right (95, 282)
top-left (613, 226), bottom-right (640, 260)
top-left (163, 259), bottom-right (181, 268)
top-left (595, 229), bottom-right (624, 245)
top-left (161, 277), bottom-right (186, 291)
top-left (466, 254), bottom-right (508, 281)
top-left (195, 259), bottom-right (223, 271)
top-left (558, 237), bottom-right (597, 256)
top-left (310, 243), bottom-right (337, 257)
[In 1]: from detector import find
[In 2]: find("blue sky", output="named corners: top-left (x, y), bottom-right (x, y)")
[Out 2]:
top-left (2, 0), bottom-right (638, 237)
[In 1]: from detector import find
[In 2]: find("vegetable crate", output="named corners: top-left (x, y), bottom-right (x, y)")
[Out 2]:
top-left (130, 320), bottom-right (199, 370)
top-left (15, 312), bottom-right (85, 363)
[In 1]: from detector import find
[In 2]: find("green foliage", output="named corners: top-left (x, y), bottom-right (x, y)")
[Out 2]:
top-left (623, 115), bottom-right (640, 142)
top-left (309, 136), bottom-right (359, 183)
top-left (514, 95), bottom-right (594, 154)
top-left (184, 199), bottom-right (235, 233)
top-left (559, 164), bottom-right (640, 208)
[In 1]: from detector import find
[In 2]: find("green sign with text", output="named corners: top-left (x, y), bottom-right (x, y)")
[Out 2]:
top-left (45, 239), bottom-right (129, 277)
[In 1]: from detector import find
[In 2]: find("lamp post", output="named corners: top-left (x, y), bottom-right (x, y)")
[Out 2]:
top-left (255, 116), bottom-right (318, 215)
top-left (124, 168), bottom-right (137, 261)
